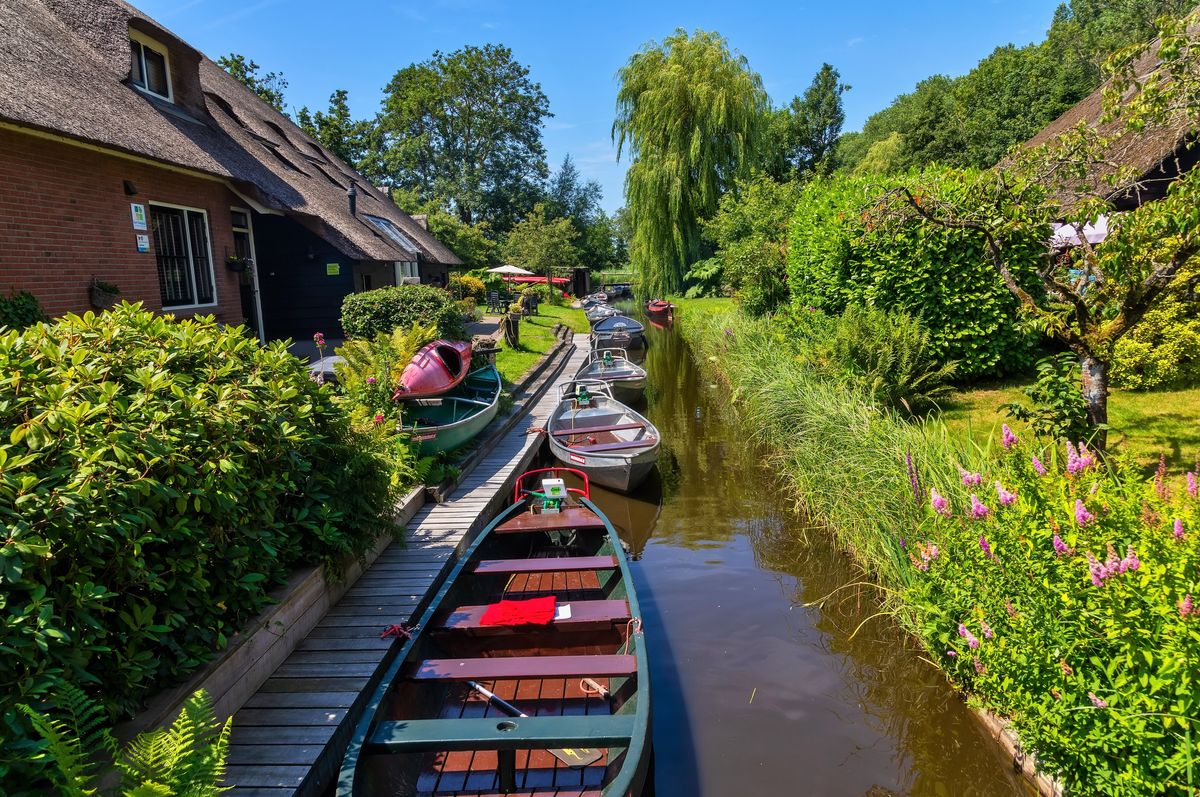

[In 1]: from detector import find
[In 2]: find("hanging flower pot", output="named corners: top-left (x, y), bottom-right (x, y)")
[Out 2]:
top-left (89, 279), bottom-right (120, 310)
top-left (225, 255), bottom-right (250, 273)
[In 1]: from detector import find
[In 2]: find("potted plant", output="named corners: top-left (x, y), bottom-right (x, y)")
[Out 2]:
top-left (225, 255), bottom-right (250, 273)
top-left (89, 279), bottom-right (120, 310)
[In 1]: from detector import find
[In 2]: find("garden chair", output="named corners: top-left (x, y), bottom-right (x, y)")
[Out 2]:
top-left (486, 290), bottom-right (502, 314)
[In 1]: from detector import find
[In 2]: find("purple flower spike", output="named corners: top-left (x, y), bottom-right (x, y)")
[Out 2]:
top-left (981, 620), bottom-right (993, 639)
top-left (1120, 545), bottom-right (1140, 573)
top-left (1074, 499), bottom-right (1095, 527)
top-left (995, 481), bottom-right (1017, 506)
top-left (959, 467), bottom-right (982, 487)
top-left (957, 623), bottom-right (980, 649)
top-left (1180, 594), bottom-right (1194, 617)
top-left (930, 488), bottom-right (952, 518)
top-left (1188, 472), bottom-right (1197, 499)
top-left (979, 535), bottom-right (995, 561)
top-left (970, 495), bottom-right (990, 519)
top-left (1032, 455), bottom-right (1046, 476)
top-left (1086, 552), bottom-right (1107, 587)
top-left (1088, 692), bottom-right (1108, 709)
top-left (1001, 424), bottom-right (1018, 449)
top-left (946, 650), bottom-right (957, 658)
top-left (1052, 534), bottom-right (1069, 556)
top-left (1175, 518), bottom-right (1186, 540)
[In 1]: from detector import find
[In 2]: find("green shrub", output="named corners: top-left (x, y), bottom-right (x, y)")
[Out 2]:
top-left (1004, 352), bottom-right (1092, 441)
top-left (788, 170), bottom-right (1045, 378)
top-left (911, 439), bottom-right (1200, 795)
top-left (0, 304), bottom-right (397, 782)
top-left (0, 291), bottom-right (46, 329)
top-left (449, 274), bottom-right (487, 303)
top-left (341, 284), bottom-right (465, 341)
top-left (1111, 286), bottom-right (1200, 390)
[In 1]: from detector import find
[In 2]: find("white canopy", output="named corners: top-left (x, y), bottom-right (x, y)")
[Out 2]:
top-left (1050, 215), bottom-right (1110, 248)
top-left (487, 264), bottom-right (535, 275)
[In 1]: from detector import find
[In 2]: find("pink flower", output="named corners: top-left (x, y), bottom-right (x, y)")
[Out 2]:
top-left (958, 623), bottom-right (980, 649)
top-left (1074, 499), bottom-right (1095, 527)
top-left (946, 650), bottom-right (957, 658)
top-left (970, 494), bottom-right (990, 519)
top-left (959, 467), bottom-right (982, 487)
top-left (313, 331), bottom-right (326, 347)
top-left (1001, 424), bottom-right (1018, 449)
top-left (979, 535), bottom-right (996, 560)
top-left (981, 620), bottom-right (993, 639)
top-left (1052, 534), bottom-right (1069, 556)
top-left (1088, 692), bottom-right (1108, 709)
top-left (995, 481), bottom-right (1017, 506)
top-left (1174, 518), bottom-right (1185, 540)
top-left (930, 488), bottom-right (952, 517)
top-left (974, 656), bottom-right (985, 674)
top-left (1188, 472), bottom-right (1197, 498)
top-left (1179, 594), bottom-right (1194, 617)
top-left (1032, 455), bottom-right (1046, 476)
top-left (366, 376), bottom-right (377, 385)
top-left (1119, 544), bottom-right (1140, 573)
top-left (1086, 552), bottom-right (1107, 587)
top-left (373, 413), bottom-right (384, 424)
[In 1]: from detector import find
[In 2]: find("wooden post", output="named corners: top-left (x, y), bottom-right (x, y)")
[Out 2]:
top-left (502, 312), bottom-right (520, 349)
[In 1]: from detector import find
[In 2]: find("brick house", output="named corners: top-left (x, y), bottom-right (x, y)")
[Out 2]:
top-left (0, 0), bottom-right (460, 341)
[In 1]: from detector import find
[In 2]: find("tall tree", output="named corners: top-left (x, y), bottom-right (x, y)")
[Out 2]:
top-left (216, 53), bottom-right (288, 114)
top-left (614, 29), bottom-right (769, 297)
top-left (296, 89), bottom-right (373, 167)
top-left (375, 44), bottom-right (551, 233)
top-left (789, 63), bottom-right (850, 175)
top-left (543, 155), bottom-right (621, 270)
top-left (502, 203), bottom-right (579, 278)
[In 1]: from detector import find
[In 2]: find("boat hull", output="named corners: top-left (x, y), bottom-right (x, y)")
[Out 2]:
top-left (549, 438), bottom-right (658, 492)
top-left (407, 365), bottom-right (502, 455)
top-left (394, 340), bottom-right (473, 400)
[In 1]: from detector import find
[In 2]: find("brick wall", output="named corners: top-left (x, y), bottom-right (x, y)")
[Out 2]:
top-left (0, 126), bottom-right (245, 323)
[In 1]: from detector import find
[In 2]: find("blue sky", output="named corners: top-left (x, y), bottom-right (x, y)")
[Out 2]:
top-left (141, 0), bottom-right (1064, 213)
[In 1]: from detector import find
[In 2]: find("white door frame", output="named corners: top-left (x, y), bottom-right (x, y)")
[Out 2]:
top-left (232, 206), bottom-right (266, 343)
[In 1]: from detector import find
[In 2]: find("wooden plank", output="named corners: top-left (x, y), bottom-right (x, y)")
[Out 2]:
top-left (284, 650), bottom-right (385, 665)
top-left (438, 600), bottom-right (630, 633)
top-left (229, 725), bottom-right (336, 746)
top-left (366, 714), bottom-right (634, 752)
top-left (411, 654), bottom-right (636, 681)
top-left (295, 635), bottom-right (392, 651)
top-left (227, 744), bottom-right (327, 766)
top-left (223, 765), bottom-right (310, 789)
top-left (567, 438), bottom-right (657, 453)
top-left (494, 507), bottom-right (606, 535)
top-left (256, 676), bottom-right (369, 693)
top-left (551, 421), bottom-right (644, 438)
top-left (473, 556), bottom-right (617, 575)
top-left (244, 691), bottom-right (362, 709)
top-left (235, 707), bottom-right (349, 725)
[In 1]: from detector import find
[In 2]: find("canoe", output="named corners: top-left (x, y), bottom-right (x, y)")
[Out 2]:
top-left (338, 467), bottom-right (651, 797)
top-left (405, 364), bottom-right (502, 455)
top-left (393, 340), bottom-right (473, 401)
top-left (590, 316), bottom-right (646, 354)
top-left (644, 300), bottom-right (674, 322)
top-left (573, 348), bottom-right (647, 405)
top-left (547, 381), bottom-right (660, 493)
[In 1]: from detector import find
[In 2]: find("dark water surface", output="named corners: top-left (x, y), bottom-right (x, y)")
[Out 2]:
top-left (582, 319), bottom-right (1032, 797)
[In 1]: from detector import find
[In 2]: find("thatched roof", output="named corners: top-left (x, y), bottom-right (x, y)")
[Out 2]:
top-left (0, 0), bottom-right (461, 265)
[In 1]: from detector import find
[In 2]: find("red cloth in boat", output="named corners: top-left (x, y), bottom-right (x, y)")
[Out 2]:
top-left (479, 596), bottom-right (557, 626)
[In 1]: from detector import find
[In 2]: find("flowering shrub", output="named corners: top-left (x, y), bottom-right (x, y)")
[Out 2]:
top-left (449, 274), bottom-right (487, 302)
top-left (909, 430), bottom-right (1200, 795)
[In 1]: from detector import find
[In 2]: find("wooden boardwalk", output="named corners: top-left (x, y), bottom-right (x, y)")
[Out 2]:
top-left (224, 335), bottom-right (590, 796)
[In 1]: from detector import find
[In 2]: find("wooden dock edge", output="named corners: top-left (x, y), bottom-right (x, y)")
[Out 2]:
top-left (116, 486), bottom-right (428, 743)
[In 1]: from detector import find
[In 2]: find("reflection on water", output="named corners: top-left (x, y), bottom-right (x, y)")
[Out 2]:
top-left (579, 319), bottom-right (1032, 797)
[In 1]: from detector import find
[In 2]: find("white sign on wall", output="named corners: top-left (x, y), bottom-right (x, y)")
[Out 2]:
top-left (136, 234), bottom-right (150, 253)
top-left (131, 203), bottom-right (147, 231)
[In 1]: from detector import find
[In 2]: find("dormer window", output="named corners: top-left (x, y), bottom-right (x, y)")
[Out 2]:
top-left (129, 31), bottom-right (171, 101)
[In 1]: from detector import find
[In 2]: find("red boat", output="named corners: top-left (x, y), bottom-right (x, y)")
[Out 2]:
top-left (644, 299), bottom-right (674, 321)
top-left (392, 340), bottom-right (473, 401)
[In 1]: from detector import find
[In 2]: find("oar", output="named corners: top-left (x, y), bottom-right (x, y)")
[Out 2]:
top-left (467, 680), bottom-right (603, 768)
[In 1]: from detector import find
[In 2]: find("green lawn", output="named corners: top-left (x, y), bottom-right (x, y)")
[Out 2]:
top-left (937, 381), bottom-right (1200, 471)
top-left (492, 304), bottom-right (587, 385)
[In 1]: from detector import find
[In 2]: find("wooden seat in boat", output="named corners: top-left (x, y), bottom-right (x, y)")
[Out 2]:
top-left (411, 654), bottom-right (636, 681)
top-left (566, 438), bottom-right (657, 453)
top-left (494, 506), bottom-right (607, 534)
top-left (550, 421), bottom-right (645, 438)
top-left (437, 599), bottom-right (631, 633)
top-left (472, 555), bottom-right (617, 575)
top-left (366, 712), bottom-right (635, 753)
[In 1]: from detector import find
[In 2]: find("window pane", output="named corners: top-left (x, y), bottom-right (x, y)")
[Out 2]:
top-left (142, 45), bottom-right (168, 96)
top-left (130, 41), bottom-right (144, 87)
top-left (230, 210), bottom-right (249, 230)
top-left (186, 211), bottom-right (214, 305)
top-left (151, 207), bottom-right (191, 306)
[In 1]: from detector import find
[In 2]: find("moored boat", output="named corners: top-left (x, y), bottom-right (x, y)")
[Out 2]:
top-left (573, 348), bottom-right (647, 404)
top-left (585, 304), bottom-right (620, 325)
top-left (547, 381), bottom-right (659, 493)
top-left (405, 363), bottom-right (502, 455)
top-left (338, 467), bottom-right (651, 797)
top-left (643, 300), bottom-right (674, 323)
top-left (590, 315), bottom-right (646, 356)
top-left (393, 340), bottom-right (473, 400)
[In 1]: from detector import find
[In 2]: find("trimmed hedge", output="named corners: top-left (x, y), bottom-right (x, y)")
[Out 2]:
top-left (788, 170), bottom-right (1045, 378)
top-left (341, 284), bottom-right (466, 341)
top-left (0, 304), bottom-right (397, 782)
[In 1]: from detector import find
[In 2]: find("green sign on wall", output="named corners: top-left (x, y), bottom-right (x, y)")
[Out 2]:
top-left (325, 263), bottom-right (340, 276)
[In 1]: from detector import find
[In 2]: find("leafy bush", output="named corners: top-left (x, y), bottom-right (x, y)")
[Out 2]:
top-left (20, 686), bottom-right (229, 797)
top-left (1004, 352), bottom-right (1092, 442)
top-left (788, 169), bottom-right (1045, 378)
top-left (1111, 285), bottom-right (1200, 390)
top-left (910, 438), bottom-right (1200, 795)
top-left (449, 274), bottom-right (487, 303)
top-left (0, 304), bottom-right (397, 781)
top-left (0, 290), bottom-right (46, 329)
top-left (341, 284), bottom-right (465, 341)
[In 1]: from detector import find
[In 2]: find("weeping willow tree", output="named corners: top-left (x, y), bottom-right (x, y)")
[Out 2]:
top-left (614, 29), bottom-right (769, 298)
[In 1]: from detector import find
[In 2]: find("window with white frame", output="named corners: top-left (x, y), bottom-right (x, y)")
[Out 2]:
top-left (129, 31), bottom-right (171, 100)
top-left (150, 204), bottom-right (216, 308)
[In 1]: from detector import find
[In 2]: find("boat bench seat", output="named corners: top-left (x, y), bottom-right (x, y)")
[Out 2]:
top-left (567, 438), bottom-right (657, 453)
top-left (411, 654), bottom-right (636, 682)
top-left (495, 507), bottom-right (607, 534)
top-left (366, 713), bottom-right (635, 753)
top-left (438, 599), bottom-right (631, 633)
top-left (551, 422), bottom-right (645, 438)
top-left (473, 555), bottom-right (617, 575)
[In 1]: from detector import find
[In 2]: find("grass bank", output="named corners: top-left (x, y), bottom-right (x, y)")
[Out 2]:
top-left (675, 299), bottom-right (1200, 796)
top-left (492, 304), bottom-right (586, 385)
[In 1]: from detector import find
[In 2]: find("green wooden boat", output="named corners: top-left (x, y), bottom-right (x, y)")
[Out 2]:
top-left (405, 364), bottom-right (502, 455)
top-left (337, 467), bottom-right (651, 797)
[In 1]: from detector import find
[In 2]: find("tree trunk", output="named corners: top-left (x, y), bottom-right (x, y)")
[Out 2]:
top-left (1080, 354), bottom-right (1109, 450)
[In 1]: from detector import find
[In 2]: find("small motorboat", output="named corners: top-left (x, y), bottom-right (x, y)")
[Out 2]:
top-left (338, 467), bottom-right (651, 797)
top-left (590, 315), bottom-right (646, 355)
top-left (393, 340), bottom-right (473, 401)
top-left (547, 381), bottom-right (659, 493)
top-left (573, 348), bottom-right (647, 404)
top-left (644, 300), bottom-right (674, 323)
top-left (405, 363), bottom-right (502, 455)
top-left (585, 304), bottom-right (620, 325)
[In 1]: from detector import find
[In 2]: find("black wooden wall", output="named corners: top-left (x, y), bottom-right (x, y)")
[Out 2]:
top-left (254, 215), bottom-right (355, 342)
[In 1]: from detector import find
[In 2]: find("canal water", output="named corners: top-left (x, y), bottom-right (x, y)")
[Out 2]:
top-left (580, 318), bottom-right (1033, 797)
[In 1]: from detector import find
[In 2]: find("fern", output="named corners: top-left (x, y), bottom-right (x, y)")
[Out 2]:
top-left (19, 684), bottom-right (114, 795)
top-left (333, 322), bottom-right (437, 392)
